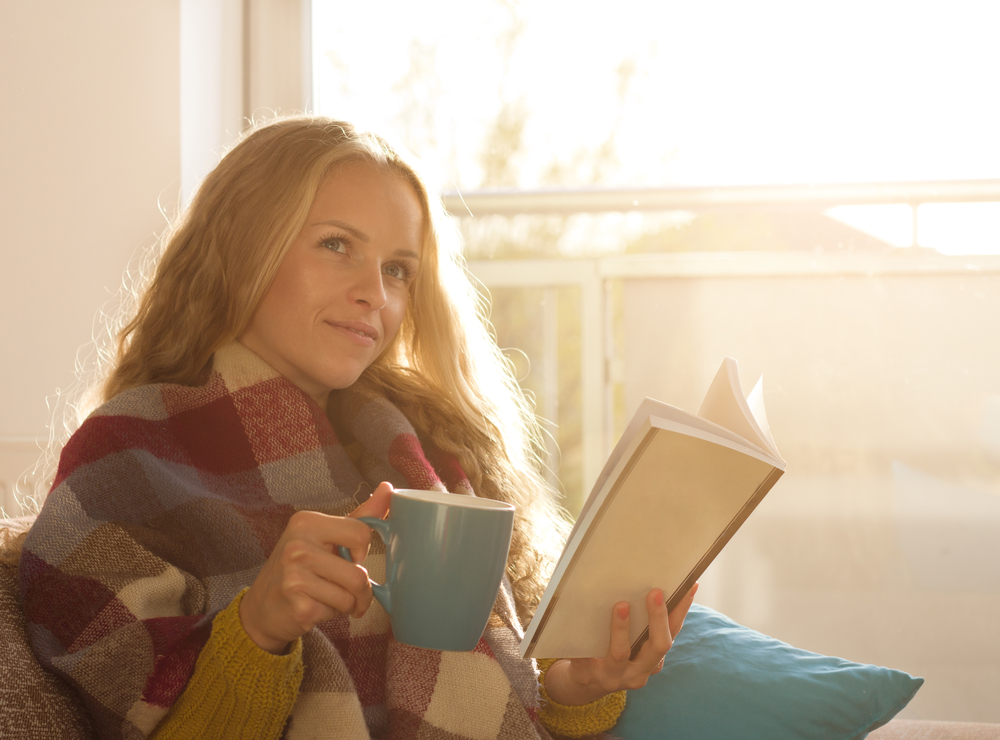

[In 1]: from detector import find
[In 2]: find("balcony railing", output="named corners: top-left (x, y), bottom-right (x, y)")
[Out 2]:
top-left (445, 178), bottom-right (1000, 251)
top-left (445, 179), bottom-right (1000, 494)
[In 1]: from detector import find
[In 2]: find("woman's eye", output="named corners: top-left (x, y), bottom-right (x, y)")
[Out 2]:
top-left (321, 236), bottom-right (348, 254)
top-left (383, 262), bottom-right (416, 281)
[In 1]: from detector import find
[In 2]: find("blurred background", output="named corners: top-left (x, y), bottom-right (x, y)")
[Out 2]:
top-left (2, 0), bottom-right (998, 722)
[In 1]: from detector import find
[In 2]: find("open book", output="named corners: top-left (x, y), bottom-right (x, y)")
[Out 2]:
top-left (520, 358), bottom-right (785, 659)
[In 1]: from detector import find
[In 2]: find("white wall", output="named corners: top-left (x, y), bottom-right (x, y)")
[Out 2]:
top-left (0, 1), bottom-right (181, 510)
top-left (180, 0), bottom-right (245, 205)
top-left (0, 1), bottom-right (312, 512)
top-left (179, 0), bottom-right (311, 206)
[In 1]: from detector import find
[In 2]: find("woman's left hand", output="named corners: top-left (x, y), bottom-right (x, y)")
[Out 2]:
top-left (542, 583), bottom-right (699, 706)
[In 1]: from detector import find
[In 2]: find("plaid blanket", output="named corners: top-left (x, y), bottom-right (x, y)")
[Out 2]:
top-left (19, 342), bottom-right (550, 740)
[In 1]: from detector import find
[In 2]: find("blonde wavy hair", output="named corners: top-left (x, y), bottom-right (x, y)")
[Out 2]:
top-left (97, 116), bottom-right (569, 623)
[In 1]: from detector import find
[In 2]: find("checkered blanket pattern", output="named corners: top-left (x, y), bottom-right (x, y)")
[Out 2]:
top-left (19, 342), bottom-right (550, 740)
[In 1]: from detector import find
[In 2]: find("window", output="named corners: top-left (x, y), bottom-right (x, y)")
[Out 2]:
top-left (311, 0), bottom-right (1000, 722)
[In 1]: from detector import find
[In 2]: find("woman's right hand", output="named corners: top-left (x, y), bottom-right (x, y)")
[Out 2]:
top-left (239, 482), bottom-right (393, 654)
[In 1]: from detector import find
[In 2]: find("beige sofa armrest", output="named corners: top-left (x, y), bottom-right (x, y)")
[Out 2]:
top-left (870, 720), bottom-right (1000, 739)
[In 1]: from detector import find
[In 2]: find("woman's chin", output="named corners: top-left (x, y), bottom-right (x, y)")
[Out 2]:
top-left (319, 364), bottom-right (370, 392)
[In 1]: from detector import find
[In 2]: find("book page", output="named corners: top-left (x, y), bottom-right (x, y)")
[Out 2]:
top-left (529, 413), bottom-right (783, 653)
top-left (524, 428), bottom-right (779, 658)
top-left (564, 369), bottom-right (782, 552)
top-left (745, 375), bottom-right (780, 459)
top-left (521, 357), bottom-right (786, 659)
top-left (698, 358), bottom-right (781, 461)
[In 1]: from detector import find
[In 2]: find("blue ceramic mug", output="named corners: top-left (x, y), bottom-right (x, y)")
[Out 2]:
top-left (341, 488), bottom-right (515, 652)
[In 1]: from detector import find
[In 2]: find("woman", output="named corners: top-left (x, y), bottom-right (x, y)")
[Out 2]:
top-left (19, 117), bottom-right (695, 739)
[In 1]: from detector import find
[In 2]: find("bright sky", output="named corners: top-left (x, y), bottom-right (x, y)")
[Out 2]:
top-left (312, 0), bottom-right (1000, 254)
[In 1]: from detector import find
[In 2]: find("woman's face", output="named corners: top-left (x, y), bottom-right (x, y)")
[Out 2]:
top-left (240, 161), bottom-right (424, 407)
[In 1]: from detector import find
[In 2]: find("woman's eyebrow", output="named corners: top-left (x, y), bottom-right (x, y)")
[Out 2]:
top-left (314, 219), bottom-right (369, 243)
top-left (314, 219), bottom-right (419, 261)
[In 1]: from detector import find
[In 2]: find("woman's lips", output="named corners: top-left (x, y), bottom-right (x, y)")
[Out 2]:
top-left (327, 320), bottom-right (378, 346)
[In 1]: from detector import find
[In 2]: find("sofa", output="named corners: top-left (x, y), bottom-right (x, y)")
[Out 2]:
top-left (2, 516), bottom-right (998, 739)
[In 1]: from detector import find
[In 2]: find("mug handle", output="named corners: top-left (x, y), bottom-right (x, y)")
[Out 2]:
top-left (337, 516), bottom-right (392, 615)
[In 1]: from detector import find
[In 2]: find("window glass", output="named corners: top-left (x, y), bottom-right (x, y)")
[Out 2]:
top-left (312, 0), bottom-right (1000, 724)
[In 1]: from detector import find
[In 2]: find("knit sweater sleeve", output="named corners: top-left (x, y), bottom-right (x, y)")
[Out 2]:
top-left (536, 659), bottom-right (626, 738)
top-left (150, 588), bottom-right (304, 740)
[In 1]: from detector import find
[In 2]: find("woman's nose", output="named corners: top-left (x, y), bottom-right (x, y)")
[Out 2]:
top-left (349, 263), bottom-right (387, 309)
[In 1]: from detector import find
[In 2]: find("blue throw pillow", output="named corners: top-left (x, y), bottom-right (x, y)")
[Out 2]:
top-left (614, 604), bottom-right (923, 740)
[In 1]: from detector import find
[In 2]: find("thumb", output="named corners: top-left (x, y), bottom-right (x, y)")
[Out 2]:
top-left (350, 481), bottom-right (393, 520)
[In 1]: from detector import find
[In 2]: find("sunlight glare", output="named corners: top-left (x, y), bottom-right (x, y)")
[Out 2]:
top-left (312, 0), bottom-right (1000, 253)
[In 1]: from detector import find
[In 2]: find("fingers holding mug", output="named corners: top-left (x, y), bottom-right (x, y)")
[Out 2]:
top-left (240, 510), bottom-right (377, 654)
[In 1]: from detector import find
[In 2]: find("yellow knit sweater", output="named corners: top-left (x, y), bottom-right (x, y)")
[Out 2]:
top-left (150, 590), bottom-right (303, 739)
top-left (150, 590), bottom-right (624, 739)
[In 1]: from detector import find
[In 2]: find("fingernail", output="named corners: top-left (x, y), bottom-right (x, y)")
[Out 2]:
top-left (654, 589), bottom-right (664, 607)
top-left (617, 603), bottom-right (629, 619)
